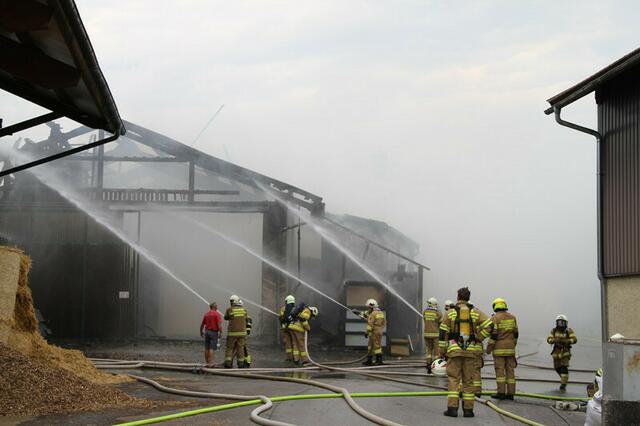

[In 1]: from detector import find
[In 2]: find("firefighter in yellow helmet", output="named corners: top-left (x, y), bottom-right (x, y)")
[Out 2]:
top-left (279, 295), bottom-right (296, 362)
top-left (423, 297), bottom-right (442, 373)
top-left (224, 295), bottom-right (252, 368)
top-left (486, 297), bottom-right (518, 400)
top-left (439, 287), bottom-right (492, 418)
top-left (361, 299), bottom-right (386, 366)
top-left (547, 315), bottom-right (577, 391)
top-left (287, 304), bottom-right (318, 367)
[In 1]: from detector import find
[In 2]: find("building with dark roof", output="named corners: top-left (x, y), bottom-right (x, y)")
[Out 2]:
top-left (546, 47), bottom-right (640, 422)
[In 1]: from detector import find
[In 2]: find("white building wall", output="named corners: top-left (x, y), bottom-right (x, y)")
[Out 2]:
top-left (133, 211), bottom-right (264, 339)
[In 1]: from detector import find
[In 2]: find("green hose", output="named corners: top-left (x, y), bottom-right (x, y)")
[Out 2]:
top-left (115, 391), bottom-right (588, 426)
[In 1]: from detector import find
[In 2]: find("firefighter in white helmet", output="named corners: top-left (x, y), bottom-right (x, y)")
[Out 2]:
top-left (223, 295), bottom-right (251, 368)
top-left (287, 304), bottom-right (319, 366)
top-left (278, 295), bottom-right (296, 362)
top-left (423, 297), bottom-right (442, 373)
top-left (547, 314), bottom-right (577, 390)
top-left (361, 299), bottom-right (386, 366)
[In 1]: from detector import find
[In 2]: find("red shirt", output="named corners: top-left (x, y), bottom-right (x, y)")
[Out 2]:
top-left (201, 309), bottom-right (222, 331)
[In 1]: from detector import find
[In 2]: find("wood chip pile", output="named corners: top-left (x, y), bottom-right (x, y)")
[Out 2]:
top-left (0, 343), bottom-right (153, 416)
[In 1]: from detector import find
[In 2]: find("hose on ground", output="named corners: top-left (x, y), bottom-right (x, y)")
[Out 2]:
top-left (200, 367), bottom-right (402, 426)
top-left (128, 374), bottom-right (292, 426)
top-left (115, 387), bottom-right (588, 426)
top-left (477, 397), bottom-right (545, 426)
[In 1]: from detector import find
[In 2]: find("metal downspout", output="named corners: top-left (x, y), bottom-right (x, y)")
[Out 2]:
top-left (553, 106), bottom-right (607, 343)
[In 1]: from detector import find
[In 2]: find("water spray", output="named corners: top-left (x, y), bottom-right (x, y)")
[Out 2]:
top-left (171, 212), bottom-right (352, 312)
top-left (255, 183), bottom-right (423, 317)
top-left (0, 146), bottom-right (278, 317)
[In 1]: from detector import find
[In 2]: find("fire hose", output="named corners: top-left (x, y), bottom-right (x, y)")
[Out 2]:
top-left (99, 334), bottom-right (588, 426)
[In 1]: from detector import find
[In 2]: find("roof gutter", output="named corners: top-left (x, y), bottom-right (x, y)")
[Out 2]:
top-left (551, 105), bottom-right (607, 343)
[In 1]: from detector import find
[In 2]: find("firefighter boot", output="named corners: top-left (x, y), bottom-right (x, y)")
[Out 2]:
top-left (443, 407), bottom-right (458, 418)
top-left (375, 354), bottom-right (384, 365)
top-left (362, 356), bottom-right (373, 366)
top-left (463, 409), bottom-right (475, 418)
top-left (426, 364), bottom-right (432, 374)
top-left (505, 395), bottom-right (514, 400)
top-left (491, 393), bottom-right (505, 400)
top-left (559, 383), bottom-right (567, 391)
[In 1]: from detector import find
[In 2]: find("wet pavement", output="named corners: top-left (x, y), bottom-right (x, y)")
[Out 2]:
top-left (2, 337), bottom-right (599, 425)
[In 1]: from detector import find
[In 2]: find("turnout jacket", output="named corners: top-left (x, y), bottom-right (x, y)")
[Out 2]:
top-left (486, 310), bottom-right (518, 356)
top-left (439, 301), bottom-right (491, 357)
top-left (288, 307), bottom-right (312, 332)
top-left (367, 308), bottom-right (386, 336)
top-left (224, 305), bottom-right (251, 336)
top-left (547, 327), bottom-right (577, 359)
top-left (423, 307), bottom-right (442, 338)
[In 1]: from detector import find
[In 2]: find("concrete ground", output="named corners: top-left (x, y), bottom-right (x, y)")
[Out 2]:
top-left (2, 338), bottom-right (597, 425)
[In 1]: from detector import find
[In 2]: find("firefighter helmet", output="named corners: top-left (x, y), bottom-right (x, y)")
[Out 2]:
top-left (285, 294), bottom-right (295, 304)
top-left (309, 306), bottom-right (319, 317)
top-left (366, 299), bottom-right (378, 308)
top-left (431, 358), bottom-right (447, 376)
top-left (230, 294), bottom-right (240, 305)
top-left (492, 297), bottom-right (507, 311)
top-left (556, 314), bottom-right (568, 329)
top-left (427, 297), bottom-right (438, 307)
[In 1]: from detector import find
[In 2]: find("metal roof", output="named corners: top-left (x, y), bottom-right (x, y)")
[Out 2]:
top-left (0, 0), bottom-right (124, 135)
top-left (544, 47), bottom-right (640, 114)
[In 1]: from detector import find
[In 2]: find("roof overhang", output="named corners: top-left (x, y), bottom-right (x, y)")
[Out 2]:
top-left (545, 47), bottom-right (640, 114)
top-left (0, 0), bottom-right (124, 135)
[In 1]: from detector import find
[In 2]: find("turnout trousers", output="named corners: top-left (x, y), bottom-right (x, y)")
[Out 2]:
top-left (494, 356), bottom-right (517, 395)
top-left (553, 356), bottom-right (571, 385)
top-left (224, 335), bottom-right (247, 367)
top-left (424, 337), bottom-right (438, 364)
top-left (290, 330), bottom-right (308, 363)
top-left (446, 355), bottom-right (476, 410)
top-left (368, 331), bottom-right (383, 356)
top-left (471, 353), bottom-right (483, 394)
top-left (282, 329), bottom-right (293, 361)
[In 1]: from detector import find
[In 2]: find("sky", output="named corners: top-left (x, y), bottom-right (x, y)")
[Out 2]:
top-left (4, 0), bottom-right (640, 338)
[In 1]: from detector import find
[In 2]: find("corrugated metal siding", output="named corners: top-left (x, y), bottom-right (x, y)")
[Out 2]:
top-left (598, 68), bottom-right (640, 276)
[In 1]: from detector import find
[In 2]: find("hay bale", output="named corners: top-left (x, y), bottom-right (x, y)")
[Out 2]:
top-left (0, 246), bottom-right (22, 344)
top-left (0, 245), bottom-right (129, 384)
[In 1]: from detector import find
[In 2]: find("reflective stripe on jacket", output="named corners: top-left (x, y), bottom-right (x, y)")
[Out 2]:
top-left (225, 305), bottom-right (249, 336)
top-left (547, 327), bottom-right (577, 359)
top-left (287, 307), bottom-right (312, 332)
top-left (423, 307), bottom-right (442, 338)
top-left (486, 310), bottom-right (518, 356)
top-left (438, 301), bottom-right (491, 357)
top-left (367, 308), bottom-right (385, 334)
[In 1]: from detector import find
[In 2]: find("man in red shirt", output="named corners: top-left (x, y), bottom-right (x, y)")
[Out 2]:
top-left (200, 302), bottom-right (223, 367)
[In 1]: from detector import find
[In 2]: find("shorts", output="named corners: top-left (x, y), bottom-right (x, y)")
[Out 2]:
top-left (204, 330), bottom-right (219, 350)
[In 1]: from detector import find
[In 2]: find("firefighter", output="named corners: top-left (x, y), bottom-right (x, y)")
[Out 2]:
top-left (223, 295), bottom-right (251, 368)
top-left (467, 300), bottom-right (484, 397)
top-left (288, 304), bottom-right (318, 366)
top-left (233, 300), bottom-right (253, 367)
top-left (439, 287), bottom-right (492, 418)
top-left (547, 314), bottom-right (577, 390)
top-left (279, 295), bottom-right (296, 362)
top-left (444, 300), bottom-right (454, 312)
top-left (423, 297), bottom-right (442, 373)
top-left (362, 299), bottom-right (386, 366)
top-left (486, 297), bottom-right (518, 400)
